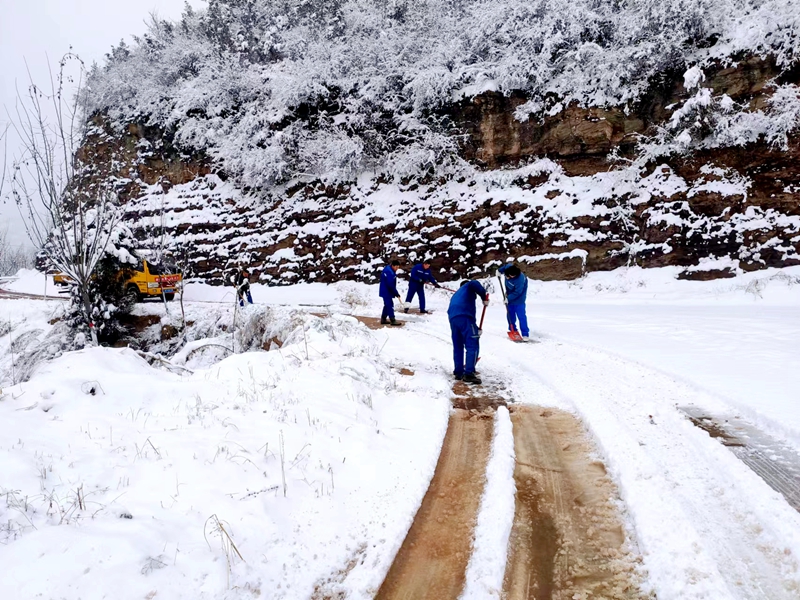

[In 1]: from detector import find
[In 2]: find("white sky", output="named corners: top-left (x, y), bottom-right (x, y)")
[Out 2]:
top-left (0, 0), bottom-right (204, 248)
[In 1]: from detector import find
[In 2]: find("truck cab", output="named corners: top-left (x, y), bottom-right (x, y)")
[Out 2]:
top-left (52, 260), bottom-right (182, 303)
top-left (124, 260), bottom-right (182, 302)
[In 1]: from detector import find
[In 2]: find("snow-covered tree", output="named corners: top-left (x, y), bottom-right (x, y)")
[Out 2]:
top-left (8, 55), bottom-right (133, 345)
top-left (82, 0), bottom-right (800, 187)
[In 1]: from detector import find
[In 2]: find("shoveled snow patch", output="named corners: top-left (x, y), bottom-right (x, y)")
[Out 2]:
top-left (460, 405), bottom-right (516, 599)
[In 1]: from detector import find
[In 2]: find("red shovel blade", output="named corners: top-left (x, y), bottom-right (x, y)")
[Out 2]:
top-left (508, 330), bottom-right (523, 342)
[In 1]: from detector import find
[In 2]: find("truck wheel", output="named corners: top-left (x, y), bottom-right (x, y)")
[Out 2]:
top-left (125, 285), bottom-right (140, 305)
top-left (164, 293), bottom-right (175, 302)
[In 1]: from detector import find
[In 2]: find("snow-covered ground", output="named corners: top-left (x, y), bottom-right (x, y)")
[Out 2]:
top-left (526, 266), bottom-right (800, 446)
top-left (0, 298), bottom-right (450, 599)
top-left (1, 265), bottom-right (799, 599)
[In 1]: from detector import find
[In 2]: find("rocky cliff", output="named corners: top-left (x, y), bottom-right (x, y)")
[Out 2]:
top-left (77, 57), bottom-right (800, 284)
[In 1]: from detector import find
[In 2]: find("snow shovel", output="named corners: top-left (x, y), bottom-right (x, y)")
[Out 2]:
top-left (497, 274), bottom-right (523, 342)
top-left (394, 296), bottom-right (408, 312)
top-left (428, 282), bottom-right (456, 294)
top-left (475, 293), bottom-right (489, 365)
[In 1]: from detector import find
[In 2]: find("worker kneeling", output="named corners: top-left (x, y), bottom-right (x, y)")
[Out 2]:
top-left (447, 279), bottom-right (488, 385)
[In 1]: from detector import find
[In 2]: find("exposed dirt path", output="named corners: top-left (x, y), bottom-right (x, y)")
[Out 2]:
top-left (504, 406), bottom-right (647, 600)
top-left (354, 315), bottom-right (406, 330)
top-left (375, 407), bottom-right (493, 600)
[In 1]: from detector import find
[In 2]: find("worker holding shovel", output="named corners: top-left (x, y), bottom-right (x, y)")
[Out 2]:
top-left (379, 260), bottom-right (403, 326)
top-left (498, 263), bottom-right (529, 341)
top-left (447, 279), bottom-right (489, 384)
top-left (404, 259), bottom-right (441, 314)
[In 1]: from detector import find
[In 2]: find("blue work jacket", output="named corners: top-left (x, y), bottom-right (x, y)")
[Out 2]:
top-left (379, 264), bottom-right (399, 299)
top-left (499, 264), bottom-right (528, 305)
top-left (447, 280), bottom-right (488, 321)
top-left (409, 264), bottom-right (437, 290)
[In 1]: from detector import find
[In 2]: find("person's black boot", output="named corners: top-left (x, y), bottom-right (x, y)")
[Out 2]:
top-left (380, 318), bottom-right (389, 325)
top-left (463, 372), bottom-right (482, 385)
top-left (390, 318), bottom-right (402, 326)
top-left (454, 373), bottom-right (464, 381)
top-left (403, 307), bottom-right (409, 314)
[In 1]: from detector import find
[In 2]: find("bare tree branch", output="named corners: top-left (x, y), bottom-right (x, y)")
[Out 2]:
top-left (7, 53), bottom-right (122, 344)
top-left (0, 123), bottom-right (8, 199)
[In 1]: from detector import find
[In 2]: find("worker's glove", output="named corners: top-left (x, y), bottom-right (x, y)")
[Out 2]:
top-left (482, 298), bottom-right (489, 307)
top-left (503, 298), bottom-right (508, 305)
top-left (434, 283), bottom-right (442, 289)
top-left (477, 329), bottom-right (483, 337)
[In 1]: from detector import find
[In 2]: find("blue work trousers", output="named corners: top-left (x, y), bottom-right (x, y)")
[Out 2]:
top-left (405, 282), bottom-right (426, 311)
top-left (381, 296), bottom-right (396, 321)
top-left (506, 303), bottom-right (529, 336)
top-left (450, 316), bottom-right (480, 376)
top-left (239, 289), bottom-right (253, 307)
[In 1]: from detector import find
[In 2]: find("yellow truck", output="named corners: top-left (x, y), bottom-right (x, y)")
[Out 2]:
top-left (52, 260), bottom-right (182, 303)
top-left (51, 271), bottom-right (73, 286)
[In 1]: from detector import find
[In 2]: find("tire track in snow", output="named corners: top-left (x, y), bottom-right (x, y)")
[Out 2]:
top-left (373, 320), bottom-right (647, 599)
top-left (503, 405), bottom-right (647, 600)
top-left (374, 408), bottom-right (493, 600)
top-left (497, 336), bottom-right (800, 600)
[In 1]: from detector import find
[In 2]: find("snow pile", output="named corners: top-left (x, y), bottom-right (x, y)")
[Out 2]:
top-left (0, 298), bottom-right (69, 388)
top-left (0, 313), bottom-right (451, 599)
top-left (0, 268), bottom-right (61, 297)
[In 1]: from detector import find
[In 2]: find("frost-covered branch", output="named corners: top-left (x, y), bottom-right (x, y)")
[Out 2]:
top-left (82, 0), bottom-right (800, 188)
top-left (638, 67), bottom-right (800, 162)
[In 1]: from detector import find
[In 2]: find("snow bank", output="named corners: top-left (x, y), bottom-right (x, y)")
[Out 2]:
top-left (0, 313), bottom-right (451, 599)
top-left (529, 264), bottom-right (800, 306)
top-left (0, 298), bottom-right (67, 388)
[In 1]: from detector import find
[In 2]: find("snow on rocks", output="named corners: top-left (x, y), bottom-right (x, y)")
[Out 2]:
top-left (114, 149), bottom-right (800, 287)
top-left (684, 66), bottom-right (706, 90)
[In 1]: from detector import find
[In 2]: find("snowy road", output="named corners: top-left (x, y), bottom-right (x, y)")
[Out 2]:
top-left (387, 282), bottom-right (800, 599)
top-left (499, 337), bottom-right (800, 599)
top-left (1, 268), bottom-right (799, 599)
top-left (531, 303), bottom-right (800, 441)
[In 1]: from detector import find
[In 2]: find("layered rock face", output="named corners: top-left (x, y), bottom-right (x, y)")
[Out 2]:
top-left (79, 58), bottom-right (799, 284)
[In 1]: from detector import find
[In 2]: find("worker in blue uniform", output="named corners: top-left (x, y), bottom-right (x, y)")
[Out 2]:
top-left (404, 260), bottom-right (441, 313)
top-left (447, 279), bottom-right (489, 384)
top-left (379, 260), bottom-right (403, 326)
